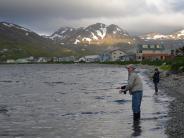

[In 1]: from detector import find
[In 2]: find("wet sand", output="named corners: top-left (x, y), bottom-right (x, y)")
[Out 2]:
top-left (140, 65), bottom-right (184, 138)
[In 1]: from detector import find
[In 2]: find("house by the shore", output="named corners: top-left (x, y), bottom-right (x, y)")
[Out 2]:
top-left (6, 59), bottom-right (16, 63)
top-left (136, 44), bottom-right (171, 61)
top-left (109, 49), bottom-right (127, 61)
top-left (100, 49), bottom-right (136, 62)
top-left (78, 55), bottom-right (100, 63)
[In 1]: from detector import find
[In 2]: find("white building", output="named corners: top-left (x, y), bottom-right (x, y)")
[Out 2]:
top-left (37, 57), bottom-right (48, 63)
top-left (78, 55), bottom-right (100, 62)
top-left (58, 56), bottom-right (75, 62)
top-left (109, 49), bottom-right (127, 61)
top-left (78, 57), bottom-right (86, 62)
top-left (15, 58), bottom-right (29, 63)
top-left (6, 59), bottom-right (15, 63)
top-left (85, 55), bottom-right (100, 62)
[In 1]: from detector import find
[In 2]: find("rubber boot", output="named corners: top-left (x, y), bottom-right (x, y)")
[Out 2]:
top-left (133, 113), bottom-right (138, 121)
top-left (137, 112), bottom-right (140, 120)
top-left (133, 112), bottom-right (140, 121)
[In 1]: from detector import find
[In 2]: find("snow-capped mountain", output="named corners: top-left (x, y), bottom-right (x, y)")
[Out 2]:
top-left (0, 22), bottom-right (72, 59)
top-left (1, 21), bottom-right (183, 60)
top-left (0, 21), bottom-right (44, 41)
top-left (0, 21), bottom-right (56, 45)
top-left (139, 32), bottom-right (168, 40)
top-left (1, 22), bottom-right (32, 33)
top-left (168, 29), bottom-right (184, 40)
top-left (49, 23), bottom-right (134, 45)
top-left (140, 29), bottom-right (184, 40)
top-left (49, 27), bottom-right (84, 41)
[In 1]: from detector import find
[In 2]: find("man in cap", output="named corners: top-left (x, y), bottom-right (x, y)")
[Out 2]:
top-left (119, 64), bottom-right (143, 121)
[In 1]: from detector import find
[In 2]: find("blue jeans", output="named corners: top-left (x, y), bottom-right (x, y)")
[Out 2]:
top-left (132, 91), bottom-right (143, 113)
top-left (154, 82), bottom-right (158, 92)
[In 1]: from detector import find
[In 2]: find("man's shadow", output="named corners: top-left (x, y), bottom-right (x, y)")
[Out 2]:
top-left (131, 120), bottom-right (142, 137)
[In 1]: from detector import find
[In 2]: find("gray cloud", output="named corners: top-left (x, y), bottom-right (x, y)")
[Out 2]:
top-left (0, 0), bottom-right (148, 19)
top-left (171, 0), bottom-right (184, 12)
top-left (0, 0), bottom-right (183, 35)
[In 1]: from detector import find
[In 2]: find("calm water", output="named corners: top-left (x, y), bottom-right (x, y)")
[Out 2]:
top-left (0, 64), bottom-right (173, 138)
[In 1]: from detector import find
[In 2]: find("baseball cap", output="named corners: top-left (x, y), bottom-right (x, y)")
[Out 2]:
top-left (126, 64), bottom-right (136, 69)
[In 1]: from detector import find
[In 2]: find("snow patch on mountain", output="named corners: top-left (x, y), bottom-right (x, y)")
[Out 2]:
top-left (180, 29), bottom-right (184, 34)
top-left (96, 28), bottom-right (106, 39)
top-left (116, 27), bottom-right (121, 32)
top-left (60, 30), bottom-right (67, 34)
top-left (151, 35), bottom-right (167, 39)
top-left (19, 27), bottom-right (30, 32)
top-left (2, 22), bottom-right (31, 32)
top-left (101, 28), bottom-right (107, 38)
top-left (50, 34), bottom-right (64, 40)
top-left (177, 29), bottom-right (184, 37)
top-left (140, 29), bottom-right (184, 40)
top-left (113, 31), bottom-right (116, 34)
top-left (74, 39), bottom-right (80, 44)
top-left (123, 33), bottom-right (129, 36)
top-left (3, 23), bottom-right (14, 27)
top-left (91, 32), bottom-right (98, 40)
top-left (82, 37), bottom-right (91, 44)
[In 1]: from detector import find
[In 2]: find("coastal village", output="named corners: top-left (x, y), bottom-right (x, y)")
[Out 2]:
top-left (5, 44), bottom-right (183, 64)
top-left (1, 0), bottom-right (184, 137)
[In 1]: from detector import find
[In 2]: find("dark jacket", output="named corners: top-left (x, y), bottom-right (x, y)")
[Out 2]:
top-left (153, 71), bottom-right (160, 83)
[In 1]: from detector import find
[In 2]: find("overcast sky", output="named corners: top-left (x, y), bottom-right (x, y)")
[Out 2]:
top-left (0, 0), bottom-right (184, 35)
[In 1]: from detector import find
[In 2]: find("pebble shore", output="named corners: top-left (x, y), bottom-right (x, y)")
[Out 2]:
top-left (160, 73), bottom-right (184, 138)
top-left (140, 65), bottom-right (184, 138)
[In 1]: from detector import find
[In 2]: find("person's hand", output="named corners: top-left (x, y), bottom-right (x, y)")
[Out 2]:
top-left (121, 85), bottom-right (126, 89)
top-left (119, 89), bottom-right (123, 94)
top-left (119, 89), bottom-right (127, 94)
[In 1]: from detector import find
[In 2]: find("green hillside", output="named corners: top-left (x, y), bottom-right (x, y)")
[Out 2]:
top-left (0, 22), bottom-right (77, 61)
top-left (0, 22), bottom-right (135, 61)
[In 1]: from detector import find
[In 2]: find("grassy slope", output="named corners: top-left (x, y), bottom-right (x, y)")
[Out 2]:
top-left (0, 25), bottom-right (136, 60)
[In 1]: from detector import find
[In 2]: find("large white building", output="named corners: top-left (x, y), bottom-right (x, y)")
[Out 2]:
top-left (109, 49), bottom-right (127, 61)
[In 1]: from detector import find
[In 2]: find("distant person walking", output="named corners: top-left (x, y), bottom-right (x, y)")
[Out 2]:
top-left (152, 68), bottom-right (160, 93)
top-left (118, 64), bottom-right (143, 121)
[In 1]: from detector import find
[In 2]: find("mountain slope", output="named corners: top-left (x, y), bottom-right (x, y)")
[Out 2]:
top-left (49, 23), bottom-right (135, 45)
top-left (0, 22), bottom-right (75, 61)
top-left (140, 29), bottom-right (184, 40)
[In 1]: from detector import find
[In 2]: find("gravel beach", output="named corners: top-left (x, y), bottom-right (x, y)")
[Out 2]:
top-left (140, 65), bottom-right (184, 138)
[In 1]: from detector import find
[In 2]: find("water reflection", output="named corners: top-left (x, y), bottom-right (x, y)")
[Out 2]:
top-left (154, 91), bottom-right (158, 95)
top-left (131, 120), bottom-right (142, 137)
top-left (0, 64), bottom-right (171, 138)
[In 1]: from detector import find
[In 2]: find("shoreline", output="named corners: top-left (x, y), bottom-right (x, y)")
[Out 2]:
top-left (140, 65), bottom-right (184, 138)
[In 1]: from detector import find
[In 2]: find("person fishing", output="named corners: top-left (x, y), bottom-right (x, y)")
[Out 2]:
top-left (118, 64), bottom-right (143, 121)
top-left (152, 68), bottom-right (160, 93)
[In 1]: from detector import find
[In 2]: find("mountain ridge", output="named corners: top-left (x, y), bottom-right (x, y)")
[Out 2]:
top-left (0, 21), bottom-right (184, 61)
top-left (140, 29), bottom-right (184, 40)
top-left (49, 23), bottom-right (135, 45)
top-left (0, 22), bottom-right (76, 60)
